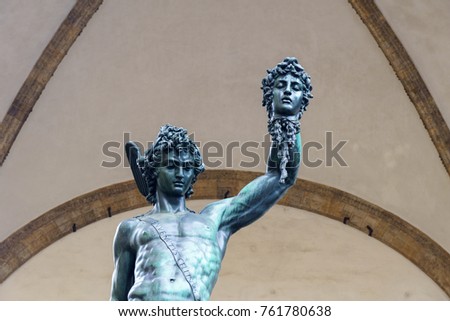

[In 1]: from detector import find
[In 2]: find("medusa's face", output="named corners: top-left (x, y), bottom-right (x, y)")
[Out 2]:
top-left (272, 74), bottom-right (304, 118)
top-left (156, 148), bottom-right (195, 198)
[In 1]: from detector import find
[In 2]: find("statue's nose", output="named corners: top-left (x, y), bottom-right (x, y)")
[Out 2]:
top-left (284, 84), bottom-right (292, 95)
top-left (175, 167), bottom-right (184, 177)
top-left (283, 88), bottom-right (292, 96)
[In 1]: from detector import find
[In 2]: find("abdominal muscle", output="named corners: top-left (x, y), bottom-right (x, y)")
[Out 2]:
top-left (128, 232), bottom-right (222, 301)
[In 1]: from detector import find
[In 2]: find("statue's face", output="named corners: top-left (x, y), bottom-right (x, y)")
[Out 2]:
top-left (272, 74), bottom-right (304, 118)
top-left (156, 148), bottom-right (195, 197)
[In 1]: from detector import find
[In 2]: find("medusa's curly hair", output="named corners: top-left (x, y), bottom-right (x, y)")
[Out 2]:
top-left (143, 124), bottom-right (205, 205)
top-left (261, 57), bottom-right (313, 119)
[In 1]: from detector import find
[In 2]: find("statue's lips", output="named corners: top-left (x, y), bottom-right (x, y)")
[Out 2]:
top-left (281, 97), bottom-right (292, 103)
top-left (174, 181), bottom-right (185, 187)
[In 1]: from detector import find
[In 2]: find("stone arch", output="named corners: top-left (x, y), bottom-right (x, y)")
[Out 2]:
top-left (1, 169), bottom-right (449, 297)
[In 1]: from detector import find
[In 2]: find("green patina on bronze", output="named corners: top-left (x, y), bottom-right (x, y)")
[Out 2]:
top-left (110, 58), bottom-right (312, 301)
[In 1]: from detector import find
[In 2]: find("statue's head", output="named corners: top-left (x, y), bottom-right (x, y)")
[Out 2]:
top-left (143, 124), bottom-right (205, 205)
top-left (261, 57), bottom-right (313, 120)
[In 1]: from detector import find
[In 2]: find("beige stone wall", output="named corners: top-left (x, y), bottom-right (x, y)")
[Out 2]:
top-left (0, 0), bottom-right (76, 119)
top-left (376, 0), bottom-right (450, 127)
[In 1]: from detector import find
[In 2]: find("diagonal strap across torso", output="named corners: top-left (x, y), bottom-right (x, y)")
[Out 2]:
top-left (138, 216), bottom-right (201, 301)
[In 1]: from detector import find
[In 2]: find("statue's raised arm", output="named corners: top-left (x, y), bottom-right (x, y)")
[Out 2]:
top-left (111, 57), bottom-right (313, 301)
top-left (208, 57), bottom-right (313, 236)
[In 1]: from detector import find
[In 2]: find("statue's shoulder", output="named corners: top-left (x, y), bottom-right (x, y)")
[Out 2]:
top-left (116, 216), bottom-right (140, 234)
top-left (200, 198), bottom-right (233, 217)
top-left (113, 217), bottom-right (142, 250)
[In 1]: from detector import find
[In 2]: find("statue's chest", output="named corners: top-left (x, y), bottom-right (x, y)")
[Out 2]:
top-left (135, 214), bottom-right (217, 246)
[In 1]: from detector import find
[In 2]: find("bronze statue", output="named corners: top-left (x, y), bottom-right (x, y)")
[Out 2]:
top-left (110, 57), bottom-right (313, 300)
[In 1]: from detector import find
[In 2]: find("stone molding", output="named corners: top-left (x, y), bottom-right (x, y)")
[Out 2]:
top-left (1, 170), bottom-right (449, 297)
top-left (0, 0), bottom-right (103, 165)
top-left (349, 0), bottom-right (450, 177)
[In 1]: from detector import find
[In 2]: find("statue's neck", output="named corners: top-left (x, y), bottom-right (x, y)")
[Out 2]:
top-left (272, 114), bottom-right (299, 122)
top-left (154, 190), bottom-right (188, 213)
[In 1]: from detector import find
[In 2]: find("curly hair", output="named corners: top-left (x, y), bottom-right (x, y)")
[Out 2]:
top-left (261, 57), bottom-right (313, 120)
top-left (143, 124), bottom-right (205, 205)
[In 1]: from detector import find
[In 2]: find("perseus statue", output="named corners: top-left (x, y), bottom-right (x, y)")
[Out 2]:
top-left (110, 57), bottom-right (313, 301)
